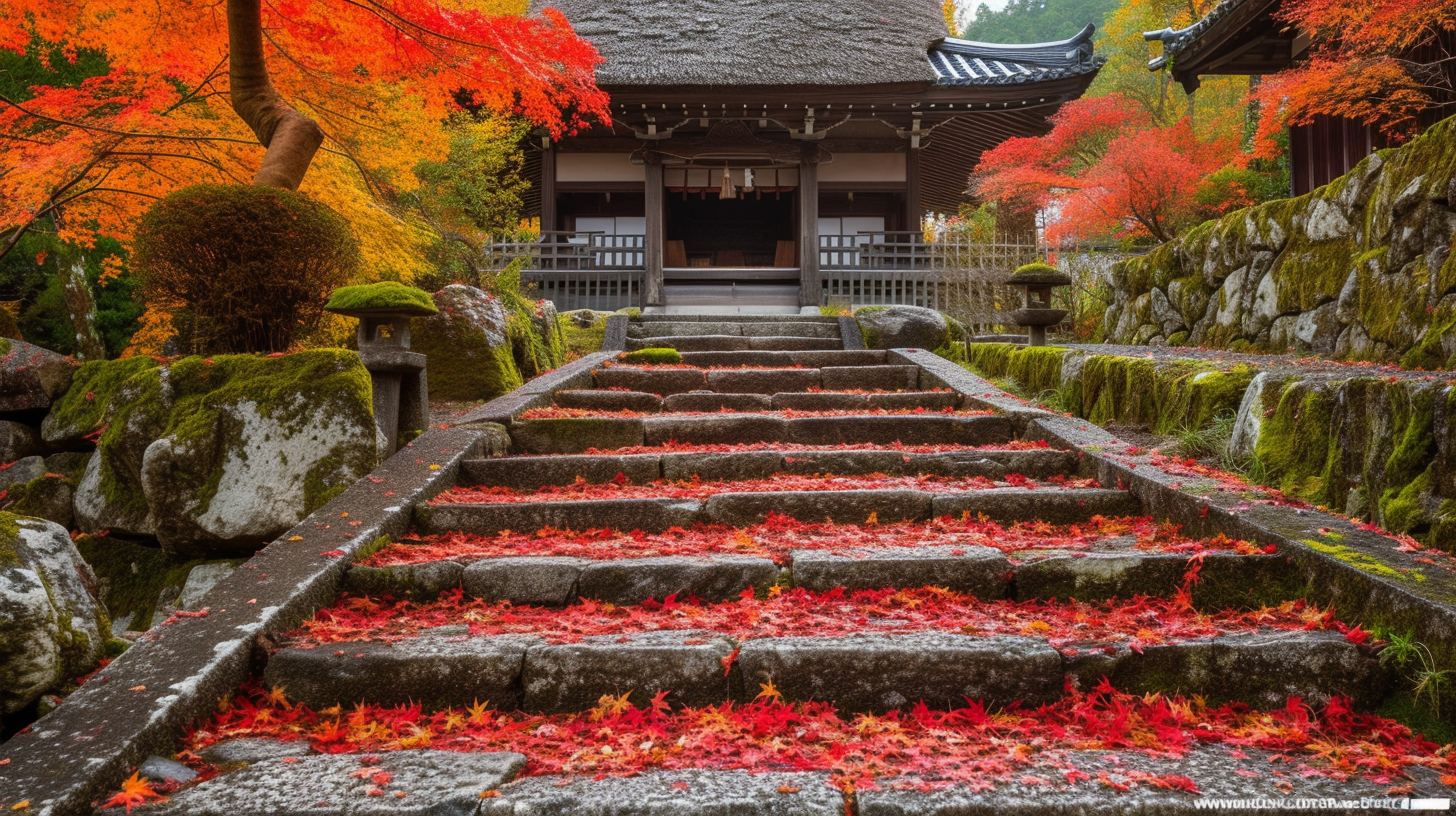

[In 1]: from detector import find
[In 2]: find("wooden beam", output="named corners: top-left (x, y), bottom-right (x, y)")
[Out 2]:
top-left (798, 143), bottom-right (820, 308)
top-left (905, 146), bottom-right (921, 233)
top-left (540, 143), bottom-right (557, 232)
top-left (644, 155), bottom-right (665, 307)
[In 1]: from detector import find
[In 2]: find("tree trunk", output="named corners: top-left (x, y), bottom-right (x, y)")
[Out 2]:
top-left (58, 251), bottom-right (106, 360)
top-left (227, 0), bottom-right (324, 190)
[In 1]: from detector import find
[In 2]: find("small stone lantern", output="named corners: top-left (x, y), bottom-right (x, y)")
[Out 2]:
top-left (1008, 262), bottom-right (1071, 347)
top-left (325, 282), bottom-right (438, 456)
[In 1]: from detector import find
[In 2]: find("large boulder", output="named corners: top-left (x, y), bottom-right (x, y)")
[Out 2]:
top-left (61, 352), bottom-right (377, 557)
top-left (0, 339), bottom-right (77, 415)
top-left (413, 285), bottom-right (524, 401)
top-left (856, 306), bottom-right (952, 351)
top-left (0, 513), bottom-right (108, 714)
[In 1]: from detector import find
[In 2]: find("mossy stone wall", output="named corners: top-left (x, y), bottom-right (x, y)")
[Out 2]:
top-left (963, 343), bottom-right (1456, 551)
top-left (1104, 115), bottom-right (1456, 365)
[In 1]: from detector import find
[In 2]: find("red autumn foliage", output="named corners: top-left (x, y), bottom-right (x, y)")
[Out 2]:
top-left (369, 514), bottom-right (1261, 567)
top-left (430, 473), bottom-right (1103, 505)
top-left (971, 94), bottom-right (1245, 244)
top-left (289, 587), bottom-right (1335, 653)
top-left (181, 681), bottom-right (1448, 792)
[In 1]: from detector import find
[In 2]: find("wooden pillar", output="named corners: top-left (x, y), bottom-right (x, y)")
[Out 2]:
top-left (540, 142), bottom-right (557, 232)
top-left (644, 154), bottom-right (665, 307)
top-left (905, 146), bottom-right (922, 233)
top-left (798, 143), bottom-right (820, 308)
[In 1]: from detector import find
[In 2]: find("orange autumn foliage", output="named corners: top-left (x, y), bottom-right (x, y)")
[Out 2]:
top-left (0, 0), bottom-right (608, 257)
top-left (1251, 0), bottom-right (1456, 150)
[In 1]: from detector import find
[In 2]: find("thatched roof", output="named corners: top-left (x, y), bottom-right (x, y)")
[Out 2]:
top-left (538, 0), bottom-right (947, 87)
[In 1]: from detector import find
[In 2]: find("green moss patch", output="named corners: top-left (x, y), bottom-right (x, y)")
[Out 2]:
top-left (44, 356), bottom-right (159, 441)
top-left (325, 282), bottom-right (438, 316)
top-left (620, 348), bottom-right (682, 365)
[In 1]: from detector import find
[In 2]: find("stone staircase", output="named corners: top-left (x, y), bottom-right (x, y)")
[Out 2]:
top-left (94, 316), bottom-right (1456, 814)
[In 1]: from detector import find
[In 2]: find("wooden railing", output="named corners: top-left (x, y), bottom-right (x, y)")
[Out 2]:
top-left (488, 230), bottom-right (1049, 323)
top-left (519, 269), bottom-right (644, 312)
top-left (486, 231), bottom-right (647, 272)
top-left (819, 233), bottom-right (1041, 330)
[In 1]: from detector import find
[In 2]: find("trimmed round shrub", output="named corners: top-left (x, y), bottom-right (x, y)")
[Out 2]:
top-left (134, 184), bottom-right (360, 354)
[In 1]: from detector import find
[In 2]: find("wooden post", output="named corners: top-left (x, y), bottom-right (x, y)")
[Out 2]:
top-left (540, 141), bottom-right (557, 232)
top-left (905, 146), bottom-right (921, 234)
top-left (798, 143), bottom-right (820, 308)
top-left (644, 153), bottom-right (665, 307)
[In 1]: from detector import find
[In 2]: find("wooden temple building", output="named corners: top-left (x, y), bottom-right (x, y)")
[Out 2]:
top-left (522, 0), bottom-right (1104, 312)
top-left (1144, 0), bottom-right (1456, 195)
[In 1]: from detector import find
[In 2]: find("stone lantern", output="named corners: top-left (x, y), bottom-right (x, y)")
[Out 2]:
top-left (1008, 262), bottom-right (1071, 347)
top-left (325, 282), bottom-right (438, 456)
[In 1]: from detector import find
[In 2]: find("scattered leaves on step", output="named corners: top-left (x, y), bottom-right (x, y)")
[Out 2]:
top-left (286, 586), bottom-right (1335, 653)
top-left (181, 680), bottom-right (1451, 795)
top-left (366, 514), bottom-right (1256, 567)
top-left (431, 473), bottom-right (1101, 505)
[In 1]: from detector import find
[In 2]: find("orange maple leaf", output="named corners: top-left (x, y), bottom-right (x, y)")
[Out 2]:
top-left (101, 773), bottom-right (166, 812)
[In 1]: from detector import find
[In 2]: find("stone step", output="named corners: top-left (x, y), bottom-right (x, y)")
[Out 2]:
top-left (158, 746), bottom-right (1453, 816)
top-left (415, 487), bottom-right (1139, 535)
top-left (509, 414), bottom-right (1017, 454)
top-left (680, 349), bottom-right (887, 367)
top-left (264, 628), bottom-right (1380, 714)
top-left (636, 314), bottom-right (842, 323)
top-left (555, 389), bottom-right (958, 414)
top-left (459, 447), bottom-right (1080, 489)
top-left (142, 751), bottom-right (526, 816)
top-left (627, 320), bottom-right (842, 339)
top-left (625, 335), bottom-right (842, 352)
top-left (590, 365), bottom-right (922, 396)
top-left (345, 547), bottom-right (1292, 608)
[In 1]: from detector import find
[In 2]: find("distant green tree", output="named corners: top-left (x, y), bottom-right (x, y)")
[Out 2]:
top-left (962, 0), bottom-right (1120, 43)
top-left (0, 229), bottom-right (142, 357)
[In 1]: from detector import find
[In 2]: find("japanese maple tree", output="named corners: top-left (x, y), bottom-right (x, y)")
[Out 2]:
top-left (971, 94), bottom-right (1244, 244)
top-left (0, 0), bottom-right (609, 261)
top-left (1250, 0), bottom-right (1456, 151)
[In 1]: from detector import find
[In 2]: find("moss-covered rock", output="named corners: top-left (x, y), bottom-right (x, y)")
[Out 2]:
top-left (40, 356), bottom-right (159, 445)
top-left (855, 305), bottom-right (951, 351)
top-left (324, 281), bottom-right (438, 316)
top-left (413, 285), bottom-right (523, 401)
top-left (561, 310), bottom-right (609, 360)
top-left (0, 339), bottom-right (78, 415)
top-left (69, 351), bottom-right (377, 557)
top-left (0, 514), bottom-right (108, 714)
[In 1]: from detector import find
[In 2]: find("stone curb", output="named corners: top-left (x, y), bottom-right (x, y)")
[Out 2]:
top-left (1024, 409), bottom-right (1456, 672)
top-left (0, 426), bottom-right (489, 816)
top-left (602, 313), bottom-right (629, 351)
top-left (453, 350), bottom-right (618, 425)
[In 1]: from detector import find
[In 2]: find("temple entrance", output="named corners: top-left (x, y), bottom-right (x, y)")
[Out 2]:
top-left (660, 181), bottom-right (801, 313)
top-left (665, 191), bottom-right (795, 269)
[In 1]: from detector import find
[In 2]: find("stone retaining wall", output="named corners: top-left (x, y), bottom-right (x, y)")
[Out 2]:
top-left (1103, 116), bottom-right (1456, 366)
top-left (965, 342), bottom-right (1456, 550)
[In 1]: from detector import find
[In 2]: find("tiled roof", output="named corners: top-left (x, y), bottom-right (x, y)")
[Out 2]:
top-left (930, 24), bottom-right (1104, 86)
